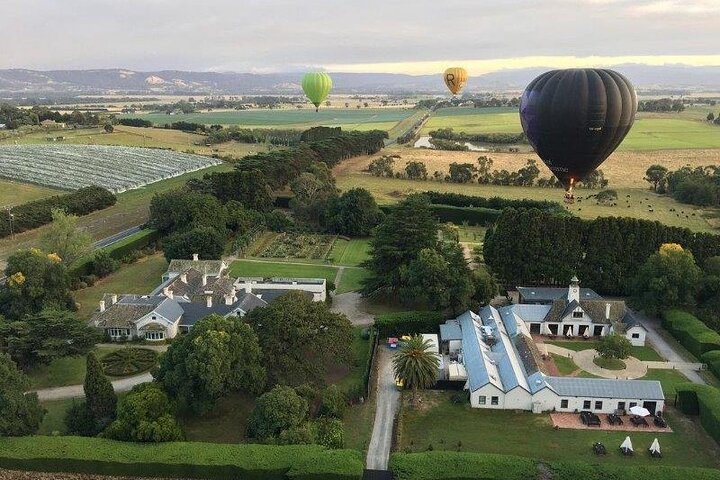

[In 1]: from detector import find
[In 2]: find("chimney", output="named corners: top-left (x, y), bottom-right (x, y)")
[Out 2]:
top-left (206, 295), bottom-right (212, 308)
top-left (605, 303), bottom-right (611, 320)
top-left (225, 294), bottom-right (233, 306)
top-left (192, 253), bottom-right (199, 261)
top-left (180, 272), bottom-right (187, 283)
top-left (202, 273), bottom-right (207, 286)
top-left (163, 287), bottom-right (174, 299)
top-left (110, 294), bottom-right (118, 305)
top-left (99, 300), bottom-right (106, 312)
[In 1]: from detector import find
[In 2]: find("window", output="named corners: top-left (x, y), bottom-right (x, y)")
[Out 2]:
top-left (491, 396), bottom-right (499, 406)
top-left (478, 396), bottom-right (486, 405)
top-left (629, 402), bottom-right (637, 408)
top-left (560, 399), bottom-right (569, 409)
top-left (145, 331), bottom-right (165, 341)
top-left (108, 328), bottom-right (130, 338)
top-left (595, 401), bottom-right (603, 410)
top-left (583, 400), bottom-right (591, 409)
top-left (618, 401), bottom-right (626, 411)
top-left (632, 333), bottom-right (640, 339)
top-left (572, 311), bottom-right (583, 318)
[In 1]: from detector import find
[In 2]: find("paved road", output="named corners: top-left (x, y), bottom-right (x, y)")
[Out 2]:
top-left (94, 225), bottom-right (143, 248)
top-left (366, 347), bottom-right (400, 470)
top-left (33, 372), bottom-right (154, 401)
top-left (634, 310), bottom-right (707, 385)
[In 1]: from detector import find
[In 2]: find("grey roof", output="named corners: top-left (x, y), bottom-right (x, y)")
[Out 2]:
top-left (479, 306), bottom-right (527, 393)
top-left (440, 319), bottom-right (463, 341)
top-left (167, 259), bottom-right (225, 276)
top-left (253, 289), bottom-right (313, 303)
top-left (92, 295), bottom-right (183, 328)
top-left (517, 286), bottom-right (601, 303)
top-left (508, 304), bottom-right (552, 324)
top-left (622, 311), bottom-right (646, 330)
top-left (458, 311), bottom-right (491, 391)
top-left (543, 298), bottom-right (627, 324)
top-left (236, 276), bottom-right (325, 285)
top-left (545, 377), bottom-right (665, 400)
top-left (178, 292), bottom-right (267, 327)
top-left (165, 268), bottom-right (236, 301)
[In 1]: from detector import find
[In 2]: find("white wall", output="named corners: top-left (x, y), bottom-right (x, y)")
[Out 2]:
top-left (235, 279), bottom-right (327, 301)
top-left (470, 384), bottom-right (504, 409)
top-left (548, 396), bottom-right (664, 414)
top-left (626, 326), bottom-right (646, 347)
top-left (448, 339), bottom-right (462, 354)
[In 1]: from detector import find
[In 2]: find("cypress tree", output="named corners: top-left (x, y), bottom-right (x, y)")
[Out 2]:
top-left (84, 351), bottom-right (116, 428)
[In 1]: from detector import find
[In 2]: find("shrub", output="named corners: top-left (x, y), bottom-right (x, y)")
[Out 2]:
top-left (315, 417), bottom-right (344, 449)
top-left (278, 423), bottom-right (317, 445)
top-left (64, 401), bottom-right (97, 437)
top-left (319, 385), bottom-right (346, 419)
top-left (702, 350), bottom-right (720, 379)
top-left (375, 311), bottom-right (445, 337)
top-left (118, 118), bottom-right (152, 128)
top-left (390, 451), bottom-right (537, 480)
top-left (0, 437), bottom-right (364, 480)
top-left (100, 348), bottom-right (158, 376)
top-left (247, 386), bottom-right (308, 440)
top-left (662, 310), bottom-right (720, 358)
top-left (675, 383), bottom-right (720, 444)
top-left (91, 250), bottom-right (120, 278)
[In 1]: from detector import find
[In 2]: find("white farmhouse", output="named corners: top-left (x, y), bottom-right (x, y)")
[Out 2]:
top-left (439, 305), bottom-right (665, 415)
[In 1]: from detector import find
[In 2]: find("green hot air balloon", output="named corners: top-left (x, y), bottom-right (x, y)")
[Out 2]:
top-left (302, 72), bottom-right (333, 112)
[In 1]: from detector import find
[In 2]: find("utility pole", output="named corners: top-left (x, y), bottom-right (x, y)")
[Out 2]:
top-left (5, 207), bottom-right (14, 239)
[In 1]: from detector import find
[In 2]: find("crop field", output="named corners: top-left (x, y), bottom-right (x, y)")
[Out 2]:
top-left (0, 125), bottom-right (269, 158)
top-left (0, 144), bottom-right (221, 193)
top-left (253, 232), bottom-right (336, 260)
top-left (122, 107), bottom-right (414, 130)
top-left (419, 106), bottom-right (720, 150)
top-left (0, 179), bottom-right (61, 206)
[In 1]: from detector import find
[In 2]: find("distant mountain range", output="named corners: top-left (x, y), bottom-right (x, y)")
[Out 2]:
top-left (1, 64), bottom-right (719, 96)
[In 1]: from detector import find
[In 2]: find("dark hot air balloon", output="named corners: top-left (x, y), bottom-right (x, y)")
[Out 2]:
top-left (519, 68), bottom-right (637, 200)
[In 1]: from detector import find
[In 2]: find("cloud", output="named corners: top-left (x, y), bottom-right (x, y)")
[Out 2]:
top-left (631, 0), bottom-right (720, 14)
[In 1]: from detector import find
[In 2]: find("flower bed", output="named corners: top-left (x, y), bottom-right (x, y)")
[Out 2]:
top-left (100, 348), bottom-right (158, 377)
top-left (257, 233), bottom-right (337, 260)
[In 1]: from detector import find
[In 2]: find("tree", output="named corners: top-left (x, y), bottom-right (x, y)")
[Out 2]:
top-left (708, 112), bottom-right (715, 122)
top-left (84, 351), bottom-right (117, 430)
top-left (246, 291), bottom-right (353, 386)
top-left (247, 385), bottom-right (308, 440)
top-left (392, 335), bottom-right (439, 406)
top-left (0, 248), bottom-right (74, 320)
top-left (162, 226), bottom-right (225, 262)
top-left (448, 163), bottom-right (476, 183)
top-left (401, 248), bottom-right (452, 310)
top-left (595, 189), bottom-right (618, 205)
top-left (476, 156), bottom-right (494, 184)
top-left (368, 156), bottom-right (395, 177)
top-left (149, 190), bottom-right (227, 236)
top-left (103, 383), bottom-right (183, 442)
top-left (644, 165), bottom-right (668, 192)
top-left (91, 250), bottom-right (120, 278)
top-left (363, 195), bottom-right (438, 296)
top-left (290, 162), bottom-right (338, 224)
top-left (0, 353), bottom-right (44, 436)
top-left (64, 400), bottom-right (97, 436)
top-left (323, 188), bottom-right (383, 237)
top-left (405, 161), bottom-right (428, 180)
top-left (155, 314), bottom-right (266, 414)
top-left (188, 169), bottom-right (274, 212)
top-left (104, 123), bottom-right (114, 133)
top-left (471, 267), bottom-right (497, 306)
top-left (39, 209), bottom-right (93, 266)
top-left (0, 309), bottom-right (99, 369)
top-left (596, 333), bottom-right (632, 360)
top-left (631, 243), bottom-right (702, 315)
top-left (441, 242), bottom-right (475, 314)
top-left (278, 422), bottom-right (316, 445)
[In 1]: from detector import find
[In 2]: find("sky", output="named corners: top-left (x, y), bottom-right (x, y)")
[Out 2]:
top-left (2, 0), bottom-right (719, 74)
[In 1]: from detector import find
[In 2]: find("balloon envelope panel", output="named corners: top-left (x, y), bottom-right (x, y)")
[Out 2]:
top-left (519, 68), bottom-right (637, 188)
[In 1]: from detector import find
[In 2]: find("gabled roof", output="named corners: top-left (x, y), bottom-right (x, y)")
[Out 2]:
top-left (167, 259), bottom-right (226, 277)
top-left (91, 294), bottom-right (183, 328)
top-left (166, 268), bottom-right (235, 300)
top-left (542, 298), bottom-right (627, 324)
top-left (178, 292), bottom-right (267, 327)
top-left (545, 377), bottom-right (664, 400)
top-left (517, 286), bottom-right (601, 303)
top-left (621, 310), bottom-right (646, 330)
top-left (440, 319), bottom-right (463, 341)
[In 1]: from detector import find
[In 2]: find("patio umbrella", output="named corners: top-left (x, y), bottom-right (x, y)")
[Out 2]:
top-left (620, 436), bottom-right (633, 453)
top-left (649, 438), bottom-right (660, 455)
top-left (630, 406), bottom-right (651, 417)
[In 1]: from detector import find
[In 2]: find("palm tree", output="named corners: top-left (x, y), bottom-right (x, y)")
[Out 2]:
top-left (392, 335), bottom-right (439, 406)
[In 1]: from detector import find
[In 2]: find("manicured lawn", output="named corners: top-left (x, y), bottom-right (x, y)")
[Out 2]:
top-left (551, 354), bottom-right (579, 376)
top-left (182, 392), bottom-right (256, 443)
top-left (330, 238), bottom-right (371, 266)
top-left (344, 397), bottom-right (375, 452)
top-left (546, 340), bottom-right (664, 361)
top-left (398, 391), bottom-right (720, 468)
top-left (643, 369), bottom-right (690, 398)
top-left (37, 399), bottom-right (74, 435)
top-left (336, 267), bottom-right (371, 294)
top-left (230, 259), bottom-right (338, 284)
top-left (594, 357), bottom-right (626, 370)
top-left (73, 254), bottom-right (169, 320)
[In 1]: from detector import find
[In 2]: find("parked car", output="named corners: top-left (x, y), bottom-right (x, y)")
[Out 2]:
top-left (580, 411), bottom-right (601, 426)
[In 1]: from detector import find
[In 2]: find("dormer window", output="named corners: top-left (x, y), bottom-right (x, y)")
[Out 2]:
top-left (572, 311), bottom-right (583, 319)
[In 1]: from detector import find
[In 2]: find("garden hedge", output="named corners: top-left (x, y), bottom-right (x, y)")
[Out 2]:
top-left (375, 311), bottom-right (445, 337)
top-left (702, 350), bottom-right (720, 379)
top-left (675, 383), bottom-right (720, 444)
top-left (390, 452), bottom-right (720, 480)
top-left (421, 191), bottom-right (563, 212)
top-left (362, 328), bottom-right (378, 398)
top-left (71, 228), bottom-right (160, 277)
top-left (0, 186), bottom-right (116, 238)
top-left (661, 310), bottom-right (720, 359)
top-left (0, 437), bottom-right (363, 480)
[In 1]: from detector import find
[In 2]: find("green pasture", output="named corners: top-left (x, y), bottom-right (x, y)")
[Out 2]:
top-left (122, 108), bottom-right (414, 130)
top-left (419, 106), bottom-right (720, 150)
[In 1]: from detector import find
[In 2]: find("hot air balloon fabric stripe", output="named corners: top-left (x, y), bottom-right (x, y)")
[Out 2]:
top-left (444, 67), bottom-right (468, 95)
top-left (302, 72), bottom-right (333, 111)
top-left (519, 68), bottom-right (637, 189)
